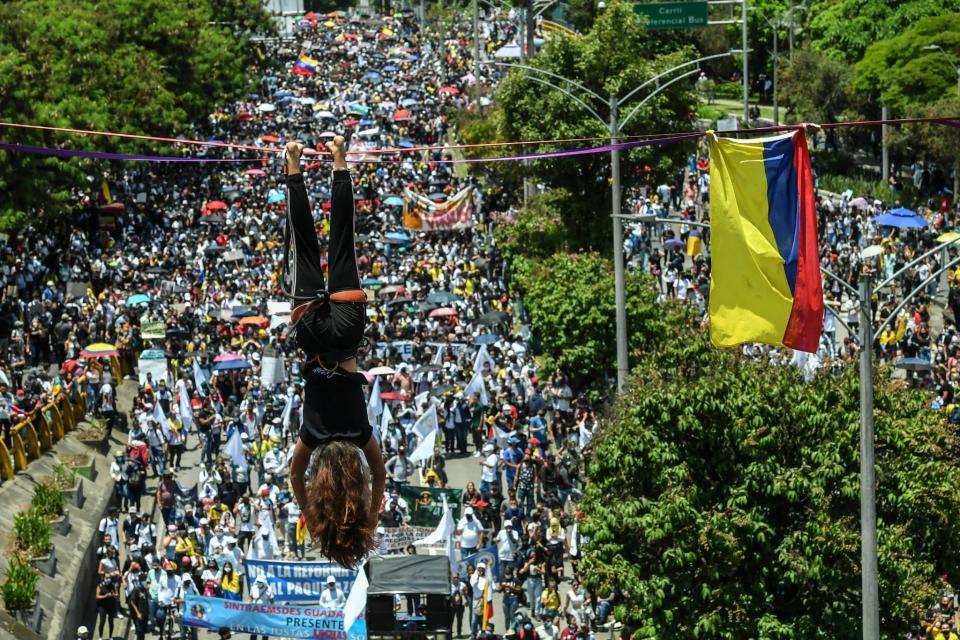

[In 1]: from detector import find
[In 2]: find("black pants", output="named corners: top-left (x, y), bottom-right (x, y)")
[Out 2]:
top-left (286, 171), bottom-right (365, 357)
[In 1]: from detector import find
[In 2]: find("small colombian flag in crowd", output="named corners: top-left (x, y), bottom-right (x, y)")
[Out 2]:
top-left (708, 129), bottom-right (823, 353)
top-left (291, 52), bottom-right (319, 76)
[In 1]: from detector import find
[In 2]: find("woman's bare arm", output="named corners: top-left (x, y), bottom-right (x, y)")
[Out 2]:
top-left (363, 435), bottom-right (387, 528)
top-left (290, 438), bottom-right (313, 511)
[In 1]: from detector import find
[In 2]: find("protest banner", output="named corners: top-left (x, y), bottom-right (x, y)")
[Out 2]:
top-left (380, 526), bottom-right (434, 552)
top-left (141, 321), bottom-right (165, 340)
top-left (244, 559), bottom-right (356, 602)
top-left (457, 544), bottom-right (499, 581)
top-left (182, 595), bottom-right (366, 640)
top-left (400, 486), bottom-right (463, 527)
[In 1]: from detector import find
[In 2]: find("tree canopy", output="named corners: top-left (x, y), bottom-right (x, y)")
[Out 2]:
top-left (854, 14), bottom-right (960, 115)
top-left (462, 0), bottom-right (698, 252)
top-left (808, 0), bottom-right (960, 64)
top-left (580, 325), bottom-right (960, 638)
top-left (0, 0), bottom-right (275, 229)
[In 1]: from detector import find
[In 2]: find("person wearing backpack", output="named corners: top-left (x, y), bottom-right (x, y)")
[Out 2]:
top-left (234, 496), bottom-right (256, 551)
top-left (129, 578), bottom-right (150, 640)
top-left (125, 456), bottom-right (147, 513)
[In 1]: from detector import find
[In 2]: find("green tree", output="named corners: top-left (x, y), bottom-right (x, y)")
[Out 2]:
top-left (854, 15), bottom-right (960, 115)
top-left (777, 48), bottom-right (852, 125)
top-left (510, 251), bottom-right (672, 390)
top-left (581, 327), bottom-right (960, 638)
top-left (464, 0), bottom-right (698, 252)
top-left (0, 0), bottom-right (275, 229)
top-left (808, 0), bottom-right (960, 64)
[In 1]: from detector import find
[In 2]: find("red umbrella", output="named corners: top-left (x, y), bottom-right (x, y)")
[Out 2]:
top-left (393, 109), bottom-right (412, 122)
top-left (343, 117), bottom-right (360, 128)
top-left (206, 201), bottom-right (228, 211)
top-left (380, 391), bottom-right (409, 401)
top-left (261, 134), bottom-right (280, 143)
top-left (439, 86), bottom-right (460, 95)
top-left (429, 307), bottom-right (458, 318)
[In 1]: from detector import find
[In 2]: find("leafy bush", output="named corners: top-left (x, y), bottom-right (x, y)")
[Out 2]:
top-left (510, 251), bottom-right (679, 391)
top-left (13, 509), bottom-right (52, 557)
top-left (0, 559), bottom-right (38, 611)
top-left (31, 482), bottom-right (64, 519)
top-left (494, 190), bottom-right (569, 262)
top-left (581, 327), bottom-right (960, 638)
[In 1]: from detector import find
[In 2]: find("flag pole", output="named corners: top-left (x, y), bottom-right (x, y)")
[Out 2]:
top-left (858, 270), bottom-right (879, 640)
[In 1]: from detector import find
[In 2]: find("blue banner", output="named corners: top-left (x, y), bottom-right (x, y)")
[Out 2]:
top-left (457, 545), bottom-right (499, 581)
top-left (182, 595), bottom-right (366, 640)
top-left (244, 559), bottom-right (356, 602)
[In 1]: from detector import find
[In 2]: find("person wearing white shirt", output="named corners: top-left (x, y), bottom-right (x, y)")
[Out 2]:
top-left (318, 576), bottom-right (346, 609)
top-left (455, 506), bottom-right (483, 558)
top-left (495, 520), bottom-right (520, 573)
top-left (479, 444), bottom-right (499, 497)
top-left (283, 500), bottom-right (304, 559)
top-left (248, 525), bottom-right (278, 561)
top-left (469, 562), bottom-right (494, 639)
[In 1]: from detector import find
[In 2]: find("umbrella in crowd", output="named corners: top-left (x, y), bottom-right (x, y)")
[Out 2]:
top-left (126, 293), bottom-right (151, 306)
top-left (875, 208), bottom-right (928, 228)
top-left (81, 343), bottom-right (119, 358)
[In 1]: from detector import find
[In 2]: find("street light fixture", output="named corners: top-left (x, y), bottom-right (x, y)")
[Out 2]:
top-left (485, 51), bottom-right (733, 392)
top-left (924, 44), bottom-right (960, 97)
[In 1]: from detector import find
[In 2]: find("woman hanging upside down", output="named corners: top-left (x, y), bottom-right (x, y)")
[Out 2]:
top-left (285, 137), bottom-right (386, 568)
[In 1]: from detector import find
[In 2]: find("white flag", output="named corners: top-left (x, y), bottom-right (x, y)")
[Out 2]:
top-left (464, 371), bottom-right (489, 406)
top-left (412, 404), bottom-right (439, 440)
top-left (408, 428), bottom-right (437, 463)
top-left (414, 391), bottom-right (430, 413)
top-left (473, 344), bottom-right (496, 374)
top-left (342, 561), bottom-right (369, 637)
top-left (366, 376), bottom-right (382, 426)
top-left (192, 359), bottom-right (209, 395)
top-left (415, 494), bottom-right (454, 546)
top-left (380, 402), bottom-right (393, 432)
top-left (225, 427), bottom-right (249, 470)
top-left (494, 425), bottom-right (512, 449)
top-left (178, 384), bottom-right (193, 431)
top-left (151, 401), bottom-right (171, 439)
top-left (280, 395), bottom-right (294, 431)
top-left (432, 344), bottom-right (445, 366)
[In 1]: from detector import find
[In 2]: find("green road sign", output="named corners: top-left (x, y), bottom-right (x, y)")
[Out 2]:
top-left (634, 1), bottom-right (708, 29)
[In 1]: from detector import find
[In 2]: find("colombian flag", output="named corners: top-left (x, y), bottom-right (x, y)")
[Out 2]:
top-left (708, 130), bottom-right (823, 352)
top-left (292, 52), bottom-right (319, 76)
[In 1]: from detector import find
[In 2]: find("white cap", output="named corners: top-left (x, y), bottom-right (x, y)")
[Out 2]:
top-left (464, 506), bottom-right (474, 515)
top-left (327, 576), bottom-right (337, 584)
top-left (376, 526), bottom-right (385, 534)
top-left (477, 561), bottom-right (487, 569)
top-left (482, 443), bottom-right (494, 453)
top-left (78, 627), bottom-right (89, 635)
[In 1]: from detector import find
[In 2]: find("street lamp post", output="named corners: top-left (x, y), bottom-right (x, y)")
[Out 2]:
top-left (924, 44), bottom-right (960, 97)
top-left (486, 51), bottom-right (733, 392)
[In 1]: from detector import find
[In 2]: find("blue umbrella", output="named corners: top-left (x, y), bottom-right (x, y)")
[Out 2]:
top-left (473, 334), bottom-right (499, 345)
top-left (230, 305), bottom-right (256, 318)
top-left (213, 359), bottom-right (253, 371)
top-left (359, 118), bottom-right (375, 126)
top-left (428, 193), bottom-right (447, 201)
top-left (875, 209), bottom-right (927, 228)
top-left (383, 65), bottom-right (398, 72)
top-left (401, 98), bottom-right (418, 107)
top-left (126, 293), bottom-right (151, 306)
top-left (221, 185), bottom-right (239, 193)
top-left (384, 231), bottom-right (410, 243)
top-left (398, 139), bottom-right (415, 149)
top-left (361, 277), bottom-right (384, 288)
top-left (267, 192), bottom-right (286, 204)
top-left (365, 72), bottom-right (382, 80)
top-left (894, 356), bottom-right (932, 371)
top-left (274, 90), bottom-right (293, 97)
top-left (276, 96), bottom-right (293, 104)
top-left (348, 103), bottom-right (371, 115)
top-left (384, 196), bottom-right (404, 206)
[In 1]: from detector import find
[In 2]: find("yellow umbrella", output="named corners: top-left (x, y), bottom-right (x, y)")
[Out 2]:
top-left (937, 231), bottom-right (960, 244)
top-left (81, 343), bottom-right (119, 358)
top-left (323, 20), bottom-right (336, 27)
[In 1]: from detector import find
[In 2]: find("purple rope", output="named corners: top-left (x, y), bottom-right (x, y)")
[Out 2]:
top-left (0, 142), bottom-right (262, 163)
top-left (445, 132), bottom-right (705, 163)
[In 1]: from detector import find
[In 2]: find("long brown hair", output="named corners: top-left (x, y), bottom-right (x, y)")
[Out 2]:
top-left (304, 441), bottom-right (375, 567)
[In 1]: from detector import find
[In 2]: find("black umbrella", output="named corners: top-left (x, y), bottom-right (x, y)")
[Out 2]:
top-left (199, 215), bottom-right (225, 226)
top-left (147, 266), bottom-right (168, 275)
top-left (430, 384), bottom-right (455, 397)
top-left (427, 291), bottom-right (462, 305)
top-left (894, 357), bottom-right (932, 371)
top-left (418, 301), bottom-right (439, 313)
top-left (415, 364), bottom-right (441, 374)
top-left (476, 311), bottom-right (508, 326)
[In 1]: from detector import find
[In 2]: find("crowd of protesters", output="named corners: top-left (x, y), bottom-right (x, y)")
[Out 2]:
top-left (0, 8), bottom-right (630, 640)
